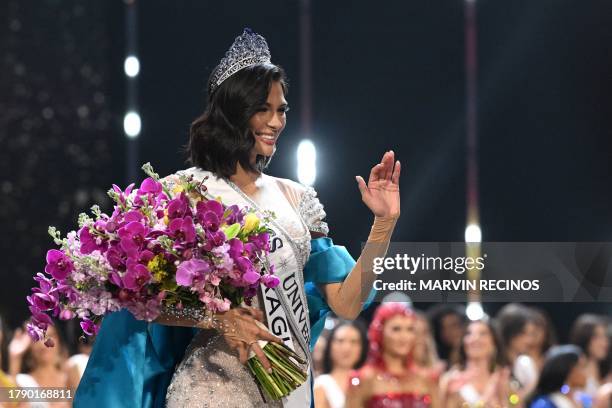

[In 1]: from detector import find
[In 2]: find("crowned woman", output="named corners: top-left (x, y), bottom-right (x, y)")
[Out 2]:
top-left (74, 28), bottom-right (401, 408)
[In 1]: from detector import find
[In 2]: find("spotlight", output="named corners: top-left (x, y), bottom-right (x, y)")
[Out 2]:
top-left (297, 139), bottom-right (316, 186)
top-left (123, 111), bottom-right (141, 138)
top-left (465, 223), bottom-right (482, 243)
top-left (466, 301), bottom-right (484, 321)
top-left (124, 56), bottom-right (140, 77)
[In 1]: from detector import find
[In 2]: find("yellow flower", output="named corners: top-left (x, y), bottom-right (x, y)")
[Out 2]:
top-left (172, 184), bottom-right (184, 194)
top-left (242, 213), bottom-right (260, 234)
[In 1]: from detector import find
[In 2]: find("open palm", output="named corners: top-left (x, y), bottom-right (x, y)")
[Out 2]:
top-left (356, 150), bottom-right (401, 218)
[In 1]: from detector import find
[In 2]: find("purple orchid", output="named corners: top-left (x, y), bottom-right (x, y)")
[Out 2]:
top-left (44, 249), bottom-right (74, 280)
top-left (168, 216), bottom-right (196, 244)
top-left (118, 221), bottom-right (148, 258)
top-left (80, 318), bottom-right (99, 336)
top-left (79, 226), bottom-right (108, 254)
top-left (196, 200), bottom-right (224, 231)
top-left (122, 261), bottom-right (152, 290)
top-left (167, 193), bottom-right (190, 219)
top-left (176, 258), bottom-right (210, 286)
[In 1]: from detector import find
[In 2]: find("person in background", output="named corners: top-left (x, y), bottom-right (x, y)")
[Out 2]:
top-left (440, 318), bottom-right (513, 407)
top-left (496, 303), bottom-right (539, 400)
top-left (346, 303), bottom-right (439, 407)
top-left (66, 335), bottom-right (94, 390)
top-left (413, 311), bottom-right (445, 384)
top-left (569, 314), bottom-right (610, 400)
top-left (528, 307), bottom-right (557, 372)
top-left (314, 319), bottom-right (368, 408)
top-left (427, 304), bottom-right (466, 368)
top-left (10, 324), bottom-right (70, 408)
top-left (527, 345), bottom-right (588, 408)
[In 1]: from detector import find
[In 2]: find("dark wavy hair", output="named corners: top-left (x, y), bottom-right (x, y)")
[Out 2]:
top-left (322, 319), bottom-right (368, 374)
top-left (526, 345), bottom-right (582, 406)
top-left (186, 63), bottom-right (289, 179)
top-left (570, 313), bottom-right (610, 377)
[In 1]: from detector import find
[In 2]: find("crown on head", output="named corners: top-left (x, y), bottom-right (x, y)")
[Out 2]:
top-left (208, 28), bottom-right (272, 94)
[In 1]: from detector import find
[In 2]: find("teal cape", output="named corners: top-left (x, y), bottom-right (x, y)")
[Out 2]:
top-left (74, 237), bottom-right (373, 407)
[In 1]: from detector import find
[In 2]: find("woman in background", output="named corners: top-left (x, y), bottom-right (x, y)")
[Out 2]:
top-left (569, 314), bottom-right (610, 399)
top-left (412, 311), bottom-right (445, 384)
top-left (11, 324), bottom-right (70, 408)
top-left (527, 345), bottom-right (588, 408)
top-left (528, 307), bottom-right (557, 372)
top-left (427, 304), bottom-right (466, 368)
top-left (346, 303), bottom-right (438, 407)
top-left (314, 319), bottom-right (368, 408)
top-left (440, 319), bottom-right (512, 408)
top-left (497, 303), bottom-right (539, 399)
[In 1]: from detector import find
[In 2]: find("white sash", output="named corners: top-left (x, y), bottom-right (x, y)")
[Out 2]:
top-left (179, 168), bottom-right (312, 407)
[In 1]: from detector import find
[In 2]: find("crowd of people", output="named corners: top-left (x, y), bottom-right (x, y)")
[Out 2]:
top-left (311, 303), bottom-right (611, 408)
top-left (0, 303), bottom-right (610, 408)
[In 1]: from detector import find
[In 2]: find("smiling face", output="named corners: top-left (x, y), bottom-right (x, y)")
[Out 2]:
top-left (382, 315), bottom-right (417, 359)
top-left (464, 321), bottom-right (496, 362)
top-left (248, 80), bottom-right (288, 163)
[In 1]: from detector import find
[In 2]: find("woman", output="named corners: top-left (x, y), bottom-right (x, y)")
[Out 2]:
top-left (528, 308), bottom-right (557, 372)
top-left (569, 314), bottom-right (610, 399)
top-left (75, 28), bottom-right (400, 407)
top-left (496, 303), bottom-right (539, 399)
top-left (313, 319), bottom-right (368, 408)
top-left (412, 312), bottom-right (444, 384)
top-left (11, 325), bottom-right (70, 408)
top-left (440, 319), bottom-right (513, 407)
top-left (427, 303), bottom-right (466, 367)
top-left (346, 303), bottom-right (438, 407)
top-left (527, 345), bottom-right (588, 408)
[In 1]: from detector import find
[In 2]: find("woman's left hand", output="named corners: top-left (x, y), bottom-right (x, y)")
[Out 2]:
top-left (356, 150), bottom-right (401, 218)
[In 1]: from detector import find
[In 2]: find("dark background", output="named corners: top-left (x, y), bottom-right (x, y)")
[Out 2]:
top-left (1, 1), bottom-right (611, 342)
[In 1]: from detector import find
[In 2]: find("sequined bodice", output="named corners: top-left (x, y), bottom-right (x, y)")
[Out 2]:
top-left (367, 392), bottom-right (432, 408)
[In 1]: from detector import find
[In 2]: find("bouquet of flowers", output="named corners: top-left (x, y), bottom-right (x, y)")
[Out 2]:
top-left (26, 163), bottom-right (306, 400)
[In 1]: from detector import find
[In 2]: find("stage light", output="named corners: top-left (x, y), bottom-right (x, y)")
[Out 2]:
top-left (124, 111), bottom-right (141, 138)
top-left (124, 56), bottom-right (140, 77)
top-left (466, 301), bottom-right (484, 321)
top-left (465, 223), bottom-right (482, 243)
top-left (297, 139), bottom-right (316, 186)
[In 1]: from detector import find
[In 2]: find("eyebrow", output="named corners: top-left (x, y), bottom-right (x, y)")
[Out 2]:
top-left (263, 102), bottom-right (289, 107)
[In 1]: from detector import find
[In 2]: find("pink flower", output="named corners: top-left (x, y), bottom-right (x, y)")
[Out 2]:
top-left (44, 250), bottom-right (74, 280)
top-left (176, 259), bottom-right (210, 286)
top-left (122, 261), bottom-right (151, 290)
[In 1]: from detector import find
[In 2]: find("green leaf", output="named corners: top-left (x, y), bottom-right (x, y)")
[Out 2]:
top-left (223, 222), bottom-right (241, 240)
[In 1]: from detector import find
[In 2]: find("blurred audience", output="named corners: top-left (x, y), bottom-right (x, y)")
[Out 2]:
top-left (569, 314), bottom-right (610, 403)
top-left (496, 303), bottom-right (540, 400)
top-left (527, 345), bottom-right (588, 408)
top-left (427, 304), bottom-right (467, 368)
top-left (313, 319), bottom-right (368, 408)
top-left (528, 307), bottom-right (558, 371)
top-left (413, 311), bottom-right (445, 383)
top-left (9, 324), bottom-right (70, 408)
top-left (440, 318), bottom-right (513, 407)
top-left (346, 303), bottom-right (438, 407)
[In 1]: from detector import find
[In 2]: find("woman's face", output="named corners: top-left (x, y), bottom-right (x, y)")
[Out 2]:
top-left (566, 355), bottom-right (588, 388)
top-left (588, 324), bottom-right (610, 361)
top-left (330, 325), bottom-right (362, 370)
top-left (382, 315), bottom-right (416, 359)
top-left (441, 313), bottom-right (464, 348)
top-left (464, 321), bottom-right (495, 361)
top-left (509, 321), bottom-right (537, 355)
top-left (248, 80), bottom-right (287, 162)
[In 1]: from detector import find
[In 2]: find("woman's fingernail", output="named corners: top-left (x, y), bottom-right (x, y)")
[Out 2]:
top-left (267, 368), bottom-right (273, 374)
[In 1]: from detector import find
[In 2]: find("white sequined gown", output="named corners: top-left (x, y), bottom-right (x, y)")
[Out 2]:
top-left (165, 171), bottom-right (328, 408)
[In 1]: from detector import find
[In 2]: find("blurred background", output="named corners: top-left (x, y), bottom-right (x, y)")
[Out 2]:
top-left (1, 0), bottom-right (611, 403)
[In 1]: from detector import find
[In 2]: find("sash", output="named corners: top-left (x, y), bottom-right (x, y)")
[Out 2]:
top-left (180, 168), bottom-right (312, 407)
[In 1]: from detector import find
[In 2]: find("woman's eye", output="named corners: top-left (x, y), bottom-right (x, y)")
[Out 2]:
top-left (280, 106), bottom-right (290, 113)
